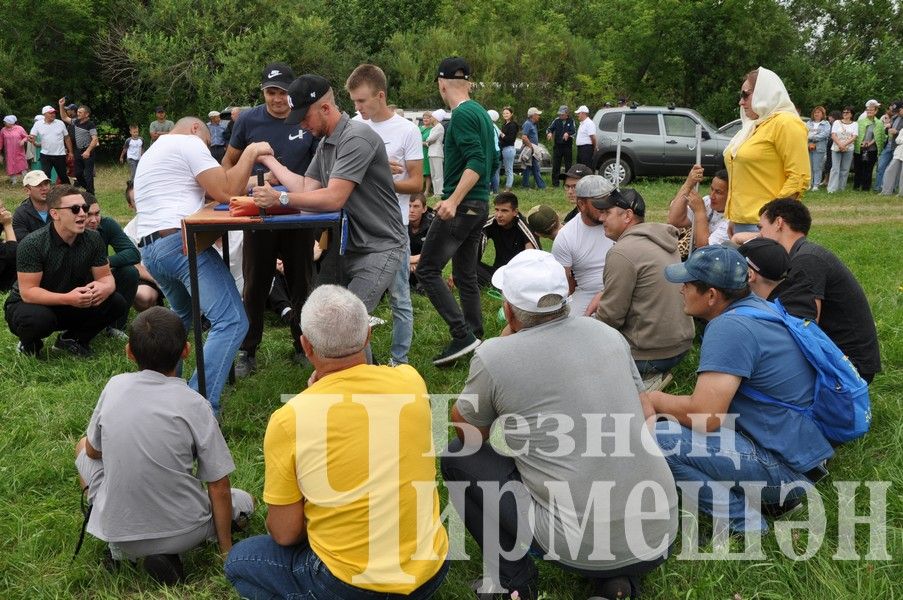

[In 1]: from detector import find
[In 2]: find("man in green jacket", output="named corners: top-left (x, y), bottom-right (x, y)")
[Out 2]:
top-left (853, 99), bottom-right (887, 191)
top-left (416, 57), bottom-right (500, 366)
top-left (84, 192), bottom-right (139, 334)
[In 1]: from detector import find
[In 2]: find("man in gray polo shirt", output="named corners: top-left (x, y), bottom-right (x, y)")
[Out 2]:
top-left (251, 74), bottom-right (405, 318)
top-left (442, 250), bottom-right (677, 600)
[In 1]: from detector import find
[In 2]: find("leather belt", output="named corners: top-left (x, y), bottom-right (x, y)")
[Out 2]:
top-left (137, 228), bottom-right (179, 248)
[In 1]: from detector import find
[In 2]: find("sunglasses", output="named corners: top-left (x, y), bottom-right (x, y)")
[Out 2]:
top-left (739, 89), bottom-right (752, 102)
top-left (58, 204), bottom-right (89, 215)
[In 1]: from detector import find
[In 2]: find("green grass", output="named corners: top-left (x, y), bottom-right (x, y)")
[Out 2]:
top-left (0, 165), bottom-right (900, 599)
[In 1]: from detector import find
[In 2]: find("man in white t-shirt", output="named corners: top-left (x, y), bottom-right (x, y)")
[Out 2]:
top-left (29, 105), bottom-right (73, 184)
top-left (575, 105), bottom-right (597, 167)
top-left (346, 64), bottom-right (423, 365)
top-left (667, 165), bottom-right (729, 248)
top-left (133, 116), bottom-right (272, 416)
top-left (551, 174), bottom-right (614, 316)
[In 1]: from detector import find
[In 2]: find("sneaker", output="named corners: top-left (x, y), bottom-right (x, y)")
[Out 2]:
top-left (762, 496), bottom-right (804, 518)
top-left (16, 340), bottom-right (43, 356)
top-left (279, 307), bottom-right (294, 326)
top-left (368, 315), bottom-right (387, 327)
top-left (53, 335), bottom-right (92, 357)
top-left (234, 351), bottom-right (257, 379)
top-left (642, 371), bottom-right (673, 392)
top-left (105, 326), bottom-right (129, 340)
top-left (432, 333), bottom-right (481, 366)
top-left (142, 553), bottom-right (184, 586)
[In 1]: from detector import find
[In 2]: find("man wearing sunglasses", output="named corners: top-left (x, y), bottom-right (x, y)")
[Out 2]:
top-left (4, 185), bottom-right (127, 356)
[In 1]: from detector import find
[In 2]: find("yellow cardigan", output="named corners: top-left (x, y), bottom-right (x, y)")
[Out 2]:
top-left (724, 112), bottom-right (810, 224)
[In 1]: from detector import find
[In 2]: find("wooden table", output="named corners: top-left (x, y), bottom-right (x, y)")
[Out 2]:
top-left (181, 203), bottom-right (346, 397)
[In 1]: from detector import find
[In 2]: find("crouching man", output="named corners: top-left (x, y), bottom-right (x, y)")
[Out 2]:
top-left (224, 285), bottom-right (449, 598)
top-left (647, 246), bottom-right (832, 534)
top-left (75, 307), bottom-right (253, 584)
top-left (443, 250), bottom-right (678, 600)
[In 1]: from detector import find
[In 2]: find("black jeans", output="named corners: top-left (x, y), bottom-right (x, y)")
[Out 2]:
top-left (5, 292), bottom-right (128, 350)
top-left (415, 200), bottom-right (487, 340)
top-left (441, 439), bottom-right (669, 598)
top-left (111, 265), bottom-right (139, 329)
top-left (241, 229), bottom-right (313, 355)
top-left (577, 144), bottom-right (594, 168)
top-left (40, 154), bottom-right (70, 184)
top-left (551, 143), bottom-right (573, 186)
top-left (853, 148), bottom-right (878, 190)
top-left (74, 151), bottom-right (95, 193)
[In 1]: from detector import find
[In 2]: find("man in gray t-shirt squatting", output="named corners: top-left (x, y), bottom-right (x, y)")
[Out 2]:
top-left (442, 250), bottom-right (678, 600)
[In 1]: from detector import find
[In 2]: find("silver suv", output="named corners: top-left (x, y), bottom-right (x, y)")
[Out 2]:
top-left (590, 106), bottom-right (731, 185)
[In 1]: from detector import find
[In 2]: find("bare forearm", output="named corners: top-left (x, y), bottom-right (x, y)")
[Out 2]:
top-left (207, 480), bottom-right (233, 555)
top-left (446, 169), bottom-right (480, 206)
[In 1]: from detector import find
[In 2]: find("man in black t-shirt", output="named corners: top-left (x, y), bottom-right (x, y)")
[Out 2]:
top-left (477, 192), bottom-right (539, 287)
top-left (57, 99), bottom-right (99, 194)
top-left (407, 194), bottom-right (434, 290)
top-left (222, 62), bottom-right (319, 376)
top-left (758, 198), bottom-right (881, 382)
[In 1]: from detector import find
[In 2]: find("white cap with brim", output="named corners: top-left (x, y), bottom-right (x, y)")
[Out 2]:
top-left (208, 110), bottom-right (220, 118)
top-left (23, 170), bottom-right (50, 187)
top-left (576, 105), bottom-right (590, 114)
top-left (491, 249), bottom-right (569, 313)
top-left (432, 109), bottom-right (447, 121)
top-left (41, 105), bottom-right (56, 115)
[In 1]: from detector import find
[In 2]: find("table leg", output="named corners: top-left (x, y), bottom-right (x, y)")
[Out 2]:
top-left (186, 228), bottom-right (207, 398)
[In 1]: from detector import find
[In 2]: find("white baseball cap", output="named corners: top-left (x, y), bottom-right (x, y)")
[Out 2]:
top-left (527, 107), bottom-right (543, 117)
top-left (432, 108), bottom-right (447, 121)
top-left (487, 109), bottom-right (499, 121)
top-left (23, 170), bottom-right (50, 187)
top-left (491, 250), bottom-right (569, 313)
top-left (41, 105), bottom-right (56, 115)
top-left (576, 105), bottom-right (590, 114)
top-left (208, 110), bottom-right (220, 118)
top-left (865, 99), bottom-right (881, 108)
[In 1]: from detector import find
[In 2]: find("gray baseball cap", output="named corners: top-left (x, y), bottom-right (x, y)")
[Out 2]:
top-left (575, 174), bottom-right (615, 199)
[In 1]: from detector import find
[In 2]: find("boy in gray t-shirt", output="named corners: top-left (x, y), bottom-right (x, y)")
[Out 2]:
top-left (74, 307), bottom-right (253, 584)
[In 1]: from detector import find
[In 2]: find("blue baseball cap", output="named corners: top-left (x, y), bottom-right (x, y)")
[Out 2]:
top-left (664, 245), bottom-right (748, 289)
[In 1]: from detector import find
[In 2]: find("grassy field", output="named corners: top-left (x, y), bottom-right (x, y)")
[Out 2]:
top-left (0, 164), bottom-right (900, 599)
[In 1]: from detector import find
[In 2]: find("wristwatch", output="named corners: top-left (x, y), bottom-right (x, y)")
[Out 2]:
top-left (279, 191), bottom-right (289, 207)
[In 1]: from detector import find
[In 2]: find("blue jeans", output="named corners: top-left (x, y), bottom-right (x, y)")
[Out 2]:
top-left (225, 535), bottom-right (449, 600)
top-left (140, 233), bottom-right (248, 414)
top-left (654, 422), bottom-right (811, 532)
top-left (521, 157), bottom-right (545, 189)
top-left (808, 149), bottom-right (826, 189)
top-left (388, 241), bottom-right (413, 364)
top-left (501, 146), bottom-right (516, 189)
top-left (415, 200), bottom-right (487, 340)
top-left (874, 144), bottom-right (895, 191)
top-left (634, 350), bottom-right (688, 377)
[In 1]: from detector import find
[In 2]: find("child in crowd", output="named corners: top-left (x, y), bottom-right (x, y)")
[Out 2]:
top-left (74, 307), bottom-right (253, 585)
top-left (119, 125), bottom-right (143, 181)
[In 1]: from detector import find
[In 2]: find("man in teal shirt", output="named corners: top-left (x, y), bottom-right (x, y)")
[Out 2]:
top-left (416, 57), bottom-right (499, 366)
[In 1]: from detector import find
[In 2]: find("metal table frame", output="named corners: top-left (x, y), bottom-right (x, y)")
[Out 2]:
top-left (182, 206), bottom-right (345, 397)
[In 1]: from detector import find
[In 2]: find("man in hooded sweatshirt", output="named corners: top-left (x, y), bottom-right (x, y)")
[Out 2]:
top-left (592, 187), bottom-right (695, 390)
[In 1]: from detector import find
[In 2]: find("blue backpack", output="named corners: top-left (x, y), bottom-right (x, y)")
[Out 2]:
top-left (729, 299), bottom-right (871, 444)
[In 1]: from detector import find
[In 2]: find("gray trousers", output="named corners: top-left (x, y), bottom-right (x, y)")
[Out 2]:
top-left (880, 158), bottom-right (903, 195)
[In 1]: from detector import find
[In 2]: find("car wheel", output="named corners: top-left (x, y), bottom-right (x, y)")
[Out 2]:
top-left (599, 158), bottom-right (633, 186)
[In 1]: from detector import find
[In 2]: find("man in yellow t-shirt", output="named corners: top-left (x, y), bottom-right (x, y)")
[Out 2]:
top-left (224, 285), bottom-right (449, 598)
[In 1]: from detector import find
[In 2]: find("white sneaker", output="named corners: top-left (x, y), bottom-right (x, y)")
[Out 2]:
top-left (642, 372), bottom-right (673, 392)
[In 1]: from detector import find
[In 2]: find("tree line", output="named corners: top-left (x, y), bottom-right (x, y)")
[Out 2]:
top-left (1, 0), bottom-right (900, 150)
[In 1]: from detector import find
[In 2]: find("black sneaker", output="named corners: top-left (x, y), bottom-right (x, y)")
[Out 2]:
top-left (432, 333), bottom-right (481, 366)
top-left (16, 340), bottom-right (43, 357)
top-left (234, 351), bottom-right (257, 379)
top-left (143, 553), bottom-right (184, 585)
top-left (53, 335), bottom-right (92, 357)
top-left (762, 496), bottom-right (804, 518)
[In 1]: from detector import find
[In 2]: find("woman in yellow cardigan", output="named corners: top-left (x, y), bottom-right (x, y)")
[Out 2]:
top-left (723, 67), bottom-right (810, 235)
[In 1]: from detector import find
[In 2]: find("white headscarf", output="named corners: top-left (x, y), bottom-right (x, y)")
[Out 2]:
top-left (3, 115), bottom-right (16, 125)
top-left (726, 67), bottom-right (798, 157)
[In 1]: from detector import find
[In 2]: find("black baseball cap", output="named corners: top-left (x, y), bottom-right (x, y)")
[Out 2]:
top-left (284, 74), bottom-right (332, 123)
top-left (261, 62), bottom-right (294, 90)
top-left (436, 57), bottom-right (471, 81)
top-left (591, 188), bottom-right (646, 217)
top-left (154, 106), bottom-right (165, 113)
top-left (737, 238), bottom-right (790, 281)
top-left (565, 164), bottom-right (593, 180)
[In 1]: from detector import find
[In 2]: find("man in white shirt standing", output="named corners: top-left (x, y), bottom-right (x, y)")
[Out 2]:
top-left (346, 64), bottom-right (423, 365)
top-left (134, 116), bottom-right (271, 416)
top-left (575, 105), bottom-right (597, 167)
top-left (551, 173), bottom-right (614, 316)
top-left (29, 105), bottom-right (73, 184)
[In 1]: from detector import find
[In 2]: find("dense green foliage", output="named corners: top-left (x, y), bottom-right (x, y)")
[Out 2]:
top-left (1, 0), bottom-right (901, 131)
